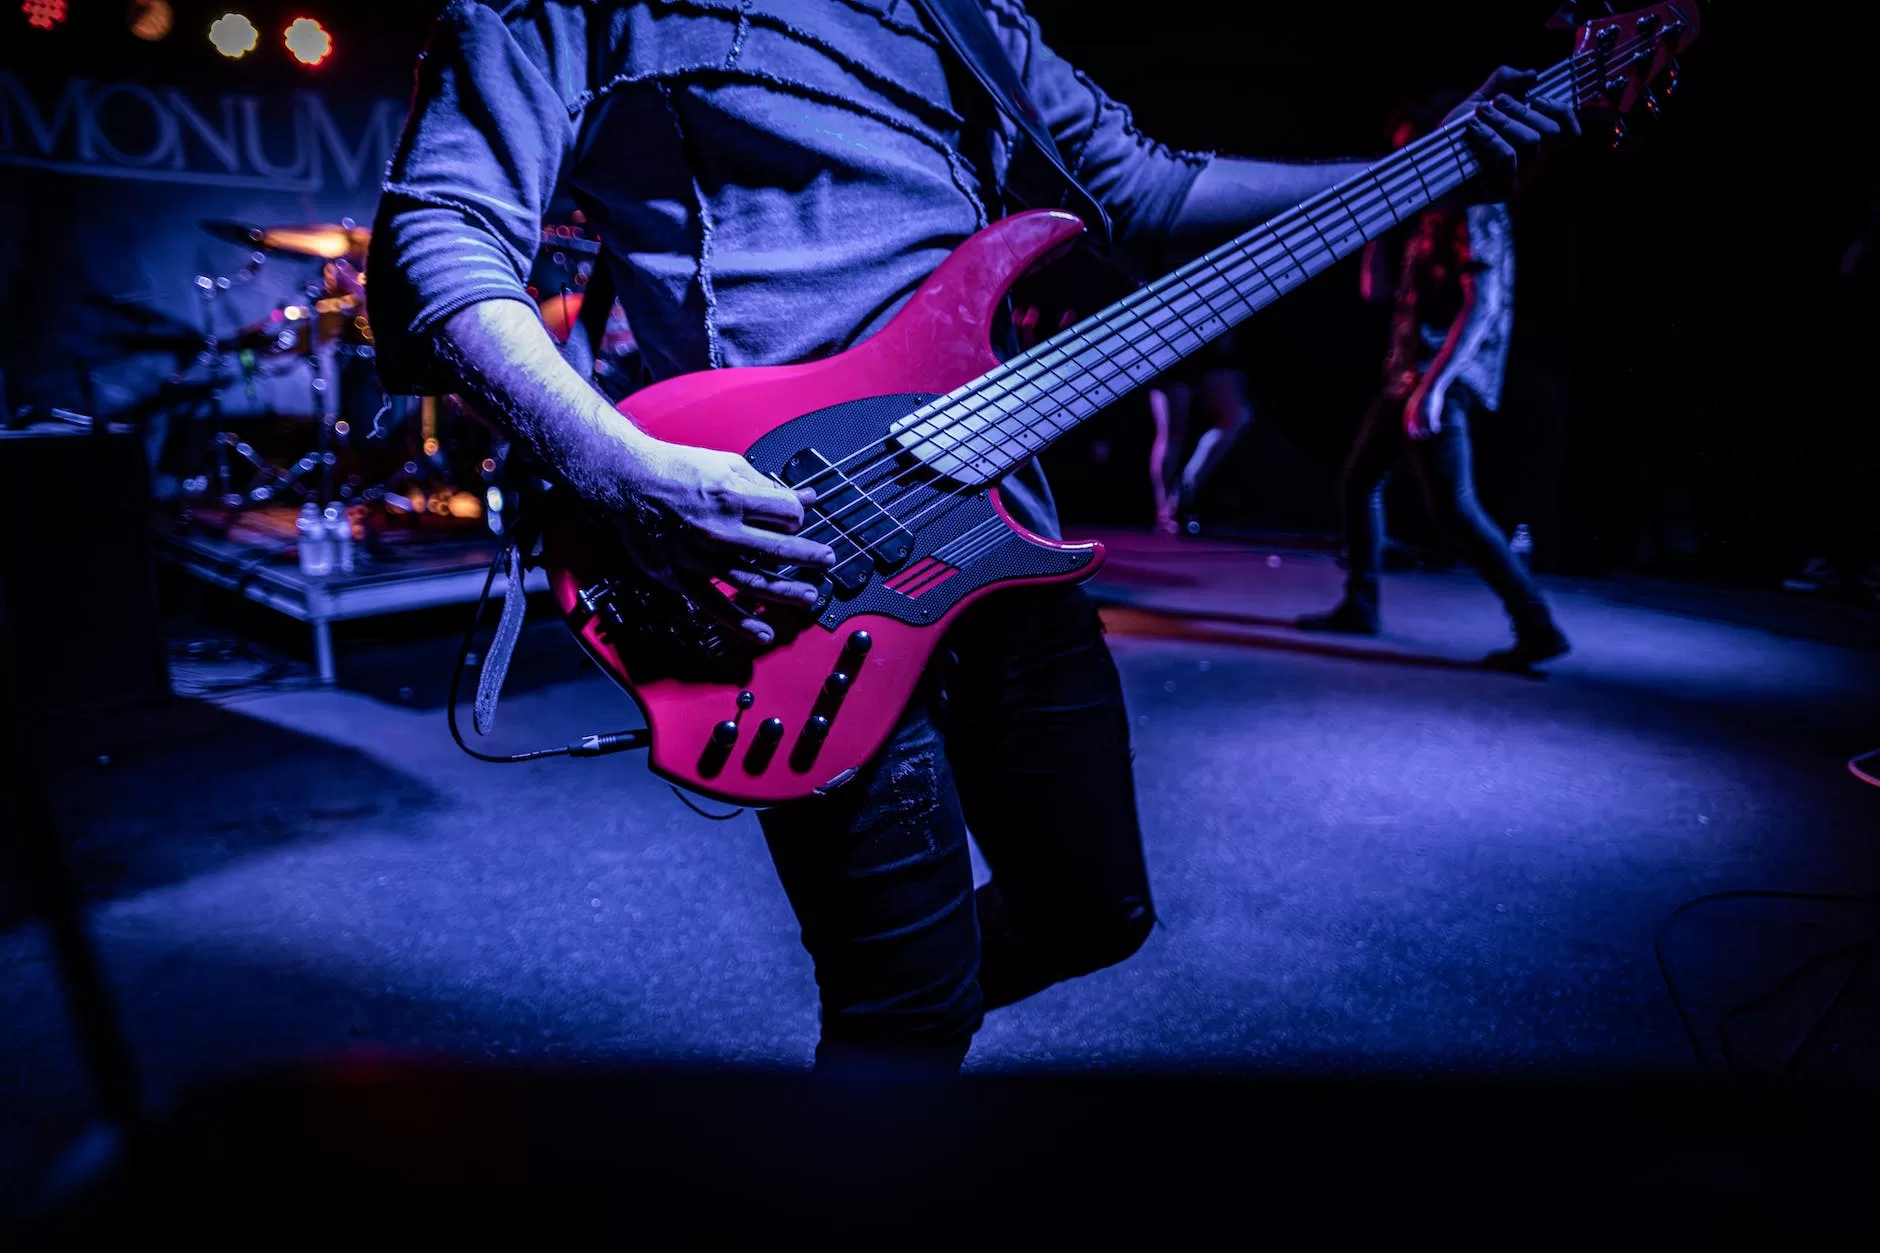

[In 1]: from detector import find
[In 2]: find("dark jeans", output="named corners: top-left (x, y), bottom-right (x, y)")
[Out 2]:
top-left (1339, 388), bottom-right (1551, 629)
top-left (757, 585), bottom-right (1153, 1074)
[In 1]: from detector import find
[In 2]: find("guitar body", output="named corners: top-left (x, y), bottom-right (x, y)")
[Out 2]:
top-left (542, 209), bottom-right (1104, 805)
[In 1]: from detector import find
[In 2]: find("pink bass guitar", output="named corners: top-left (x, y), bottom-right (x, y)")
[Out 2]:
top-left (541, 3), bottom-right (1696, 804)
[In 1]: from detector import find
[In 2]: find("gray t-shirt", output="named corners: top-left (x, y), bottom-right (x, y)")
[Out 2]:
top-left (369, 0), bottom-right (1208, 537)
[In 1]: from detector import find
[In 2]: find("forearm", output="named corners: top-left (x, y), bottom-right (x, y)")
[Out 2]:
top-left (1167, 156), bottom-right (1372, 258)
top-left (438, 299), bottom-right (656, 510)
top-left (1424, 278), bottom-right (1497, 397)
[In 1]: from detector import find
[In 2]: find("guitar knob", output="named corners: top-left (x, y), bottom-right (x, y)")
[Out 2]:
top-left (757, 717), bottom-right (785, 744)
top-left (844, 630), bottom-right (872, 657)
top-left (804, 715), bottom-right (831, 741)
top-left (711, 720), bottom-right (739, 747)
top-left (824, 671), bottom-right (851, 698)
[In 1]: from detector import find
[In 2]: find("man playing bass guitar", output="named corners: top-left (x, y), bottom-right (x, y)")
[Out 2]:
top-left (370, 0), bottom-right (1575, 1074)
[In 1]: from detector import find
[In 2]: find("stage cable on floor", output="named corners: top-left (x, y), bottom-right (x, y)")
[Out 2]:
top-left (1849, 750), bottom-right (1880, 790)
top-left (1654, 888), bottom-right (1880, 1078)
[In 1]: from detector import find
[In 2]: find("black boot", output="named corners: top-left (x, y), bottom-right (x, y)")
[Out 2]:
top-left (1484, 617), bottom-right (1571, 670)
top-left (1296, 596), bottom-right (1380, 635)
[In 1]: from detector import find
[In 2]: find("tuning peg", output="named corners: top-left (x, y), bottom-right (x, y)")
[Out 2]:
top-left (1609, 117), bottom-right (1628, 150)
top-left (1662, 57), bottom-right (1681, 99)
top-left (1643, 88), bottom-right (1662, 116)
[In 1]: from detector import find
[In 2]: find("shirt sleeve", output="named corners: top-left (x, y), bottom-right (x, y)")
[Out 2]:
top-left (985, 0), bottom-right (1211, 273)
top-left (367, 0), bottom-right (589, 395)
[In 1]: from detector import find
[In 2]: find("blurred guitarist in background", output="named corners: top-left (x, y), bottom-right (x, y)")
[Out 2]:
top-left (1299, 92), bottom-right (1571, 670)
top-left (370, 1), bottom-right (1575, 1075)
top-left (1147, 329), bottom-right (1255, 536)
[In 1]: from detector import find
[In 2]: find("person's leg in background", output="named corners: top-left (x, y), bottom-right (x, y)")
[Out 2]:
top-left (758, 693), bottom-right (984, 1077)
top-left (1408, 390), bottom-right (1571, 666)
top-left (1174, 368), bottom-right (1255, 533)
top-left (1147, 382), bottom-right (1193, 535)
top-left (941, 585), bottom-right (1155, 1013)
top-left (1298, 391), bottom-right (1403, 634)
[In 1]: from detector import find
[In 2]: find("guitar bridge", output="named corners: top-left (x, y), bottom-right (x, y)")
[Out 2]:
top-left (575, 575), bottom-right (741, 681)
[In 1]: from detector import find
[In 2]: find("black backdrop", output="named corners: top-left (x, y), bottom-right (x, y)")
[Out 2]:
top-left (0, 1), bottom-right (1866, 582)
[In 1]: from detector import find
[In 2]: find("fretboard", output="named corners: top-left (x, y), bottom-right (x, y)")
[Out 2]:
top-left (893, 62), bottom-right (1563, 483)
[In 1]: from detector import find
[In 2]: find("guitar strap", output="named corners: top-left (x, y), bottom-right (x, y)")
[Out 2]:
top-left (472, 539), bottom-right (528, 736)
top-left (913, 0), bottom-right (1113, 252)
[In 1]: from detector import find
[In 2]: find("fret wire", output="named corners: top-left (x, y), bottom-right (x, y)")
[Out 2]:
top-left (895, 137), bottom-right (1478, 495)
top-left (852, 45), bottom-right (1603, 494)
top-left (787, 44), bottom-right (1632, 565)
top-left (890, 143), bottom-right (1453, 486)
top-left (876, 46), bottom-right (1635, 537)
top-left (872, 51), bottom-right (1605, 510)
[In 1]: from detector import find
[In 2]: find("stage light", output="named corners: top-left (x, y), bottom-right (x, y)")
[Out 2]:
top-left (208, 12), bottom-right (257, 57)
top-left (21, 0), bottom-right (68, 30)
top-left (130, 0), bottom-right (174, 40)
top-left (283, 16), bottom-right (330, 66)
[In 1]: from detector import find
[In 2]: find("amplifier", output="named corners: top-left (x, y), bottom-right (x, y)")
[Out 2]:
top-left (0, 420), bottom-right (169, 717)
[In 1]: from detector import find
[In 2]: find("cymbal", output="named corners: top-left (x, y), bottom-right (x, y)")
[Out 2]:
top-left (202, 220), bottom-right (370, 259)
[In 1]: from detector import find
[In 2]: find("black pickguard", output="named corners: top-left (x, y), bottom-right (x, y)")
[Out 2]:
top-left (744, 395), bottom-right (1095, 630)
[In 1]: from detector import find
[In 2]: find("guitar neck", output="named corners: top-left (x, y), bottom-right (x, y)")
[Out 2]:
top-left (897, 57), bottom-right (1571, 484)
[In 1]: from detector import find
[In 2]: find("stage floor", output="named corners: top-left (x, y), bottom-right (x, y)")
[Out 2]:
top-left (6, 530), bottom-right (1880, 1193)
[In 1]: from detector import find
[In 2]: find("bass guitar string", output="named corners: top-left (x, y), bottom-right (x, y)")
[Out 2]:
top-left (778, 40), bottom-right (1609, 517)
top-left (773, 49), bottom-right (1609, 555)
top-left (762, 28), bottom-right (1668, 579)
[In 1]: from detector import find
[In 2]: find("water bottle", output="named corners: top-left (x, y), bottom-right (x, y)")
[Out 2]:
top-left (324, 503), bottom-right (355, 574)
top-left (297, 501), bottom-right (332, 576)
top-left (1510, 523), bottom-right (1534, 567)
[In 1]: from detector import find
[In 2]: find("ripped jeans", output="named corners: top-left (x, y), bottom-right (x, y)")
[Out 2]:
top-left (758, 585), bottom-right (1154, 1073)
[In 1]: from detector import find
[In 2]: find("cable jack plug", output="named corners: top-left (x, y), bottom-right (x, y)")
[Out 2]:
top-left (569, 729), bottom-right (650, 758)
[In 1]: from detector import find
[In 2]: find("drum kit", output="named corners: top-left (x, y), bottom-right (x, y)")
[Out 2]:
top-left (177, 213), bottom-right (633, 535)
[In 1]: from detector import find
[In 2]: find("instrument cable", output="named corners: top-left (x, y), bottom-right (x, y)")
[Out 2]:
top-left (1849, 749), bottom-right (1880, 790)
top-left (1655, 888), bottom-right (1880, 1077)
top-left (446, 543), bottom-right (648, 764)
top-left (447, 544), bottom-right (748, 820)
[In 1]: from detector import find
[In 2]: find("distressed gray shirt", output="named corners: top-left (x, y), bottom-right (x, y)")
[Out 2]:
top-left (369, 0), bottom-right (1209, 537)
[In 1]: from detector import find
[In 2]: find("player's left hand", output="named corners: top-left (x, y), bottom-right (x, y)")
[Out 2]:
top-left (1448, 67), bottom-right (1581, 196)
top-left (1403, 383), bottom-right (1445, 441)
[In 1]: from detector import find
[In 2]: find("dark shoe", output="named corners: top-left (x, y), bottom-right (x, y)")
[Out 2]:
top-left (1296, 600), bottom-right (1380, 635)
top-left (1484, 620), bottom-right (1571, 670)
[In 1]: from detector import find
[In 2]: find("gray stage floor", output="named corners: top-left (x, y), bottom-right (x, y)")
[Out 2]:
top-left (6, 531), bottom-right (1879, 1194)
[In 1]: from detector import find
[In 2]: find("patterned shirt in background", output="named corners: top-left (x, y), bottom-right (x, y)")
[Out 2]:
top-left (368, 0), bottom-right (1210, 539)
top-left (1382, 202), bottom-right (1514, 411)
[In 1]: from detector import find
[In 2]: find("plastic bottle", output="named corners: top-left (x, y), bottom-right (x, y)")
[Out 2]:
top-left (297, 501), bottom-right (332, 576)
top-left (324, 503), bottom-right (355, 575)
top-left (1510, 523), bottom-right (1534, 566)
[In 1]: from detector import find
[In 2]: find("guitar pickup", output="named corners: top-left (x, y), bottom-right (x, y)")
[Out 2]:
top-left (779, 448), bottom-right (915, 597)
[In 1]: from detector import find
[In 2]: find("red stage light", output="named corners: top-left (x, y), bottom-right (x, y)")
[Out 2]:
top-left (283, 16), bottom-right (331, 66)
top-left (20, 0), bottom-right (68, 30)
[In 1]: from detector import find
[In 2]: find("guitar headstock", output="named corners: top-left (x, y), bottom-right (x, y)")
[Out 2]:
top-left (1571, 2), bottom-right (1701, 122)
